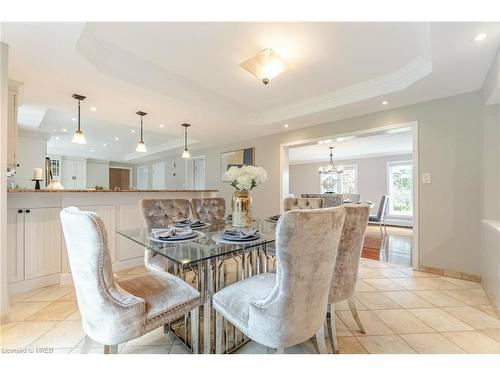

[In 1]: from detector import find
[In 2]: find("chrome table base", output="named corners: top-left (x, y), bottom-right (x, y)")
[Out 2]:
top-left (168, 244), bottom-right (272, 354)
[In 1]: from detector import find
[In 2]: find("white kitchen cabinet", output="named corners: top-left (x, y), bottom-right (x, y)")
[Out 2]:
top-left (7, 209), bottom-right (24, 283)
top-left (24, 208), bottom-right (62, 280)
top-left (62, 157), bottom-right (87, 189)
top-left (7, 80), bottom-right (23, 168)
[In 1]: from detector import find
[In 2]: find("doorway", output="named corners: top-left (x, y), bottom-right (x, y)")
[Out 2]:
top-left (152, 162), bottom-right (166, 189)
top-left (186, 156), bottom-right (205, 190)
top-left (280, 122), bottom-right (419, 269)
top-left (109, 168), bottom-right (131, 190)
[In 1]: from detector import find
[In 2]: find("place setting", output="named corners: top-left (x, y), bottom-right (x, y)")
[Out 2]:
top-left (174, 218), bottom-right (211, 229)
top-left (148, 226), bottom-right (205, 244)
top-left (212, 228), bottom-right (264, 245)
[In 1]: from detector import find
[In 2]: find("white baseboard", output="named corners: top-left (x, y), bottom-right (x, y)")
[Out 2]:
top-left (8, 273), bottom-right (61, 295)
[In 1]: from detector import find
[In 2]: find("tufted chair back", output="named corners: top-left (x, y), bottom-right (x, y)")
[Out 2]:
top-left (191, 198), bottom-right (226, 223)
top-left (139, 199), bottom-right (191, 229)
top-left (329, 204), bottom-right (370, 303)
top-left (60, 207), bottom-right (145, 345)
top-left (247, 207), bottom-right (346, 348)
top-left (283, 197), bottom-right (324, 211)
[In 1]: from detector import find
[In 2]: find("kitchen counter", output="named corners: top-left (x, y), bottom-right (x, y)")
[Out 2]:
top-left (8, 189), bottom-right (218, 193)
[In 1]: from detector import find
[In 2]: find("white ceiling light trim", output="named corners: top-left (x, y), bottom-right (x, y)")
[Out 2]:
top-left (247, 23), bottom-right (432, 126)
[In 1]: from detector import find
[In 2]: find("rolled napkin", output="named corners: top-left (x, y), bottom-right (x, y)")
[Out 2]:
top-left (223, 228), bottom-right (259, 239)
top-left (151, 227), bottom-right (192, 239)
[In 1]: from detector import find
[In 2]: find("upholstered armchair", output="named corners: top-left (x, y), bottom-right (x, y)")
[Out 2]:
top-left (283, 197), bottom-right (324, 211)
top-left (326, 203), bottom-right (370, 353)
top-left (191, 198), bottom-right (226, 223)
top-left (60, 207), bottom-right (200, 354)
top-left (213, 207), bottom-right (346, 353)
top-left (139, 199), bottom-right (192, 272)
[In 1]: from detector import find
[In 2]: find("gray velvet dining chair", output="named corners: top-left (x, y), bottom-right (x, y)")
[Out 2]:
top-left (368, 195), bottom-right (390, 237)
top-left (60, 207), bottom-right (200, 354)
top-left (213, 207), bottom-right (346, 354)
top-left (191, 197), bottom-right (226, 223)
top-left (283, 197), bottom-right (324, 211)
top-left (326, 203), bottom-right (370, 353)
top-left (139, 198), bottom-right (192, 273)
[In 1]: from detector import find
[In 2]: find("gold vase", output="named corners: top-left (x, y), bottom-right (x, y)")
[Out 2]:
top-left (231, 190), bottom-right (252, 227)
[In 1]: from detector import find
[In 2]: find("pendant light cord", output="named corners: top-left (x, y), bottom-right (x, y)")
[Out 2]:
top-left (77, 99), bottom-right (81, 132)
top-left (140, 115), bottom-right (144, 142)
top-left (184, 125), bottom-right (188, 150)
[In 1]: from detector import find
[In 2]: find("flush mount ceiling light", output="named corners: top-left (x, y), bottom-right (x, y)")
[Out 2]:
top-left (71, 94), bottom-right (87, 144)
top-left (240, 48), bottom-right (289, 85)
top-left (181, 123), bottom-right (191, 159)
top-left (382, 100), bottom-right (389, 105)
top-left (136, 111), bottom-right (147, 153)
top-left (474, 33), bottom-right (487, 42)
top-left (90, 106), bottom-right (97, 112)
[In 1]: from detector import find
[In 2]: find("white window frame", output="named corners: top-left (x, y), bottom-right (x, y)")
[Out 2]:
top-left (319, 164), bottom-right (358, 194)
top-left (386, 160), bottom-right (413, 218)
top-left (137, 165), bottom-right (149, 190)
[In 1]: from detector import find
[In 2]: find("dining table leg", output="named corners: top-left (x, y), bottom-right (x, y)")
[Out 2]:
top-left (203, 258), bottom-right (213, 354)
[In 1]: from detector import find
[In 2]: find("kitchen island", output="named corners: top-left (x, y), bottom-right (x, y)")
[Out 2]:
top-left (6, 189), bottom-right (218, 294)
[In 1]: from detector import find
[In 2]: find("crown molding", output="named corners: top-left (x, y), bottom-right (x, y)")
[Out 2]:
top-left (247, 23), bottom-right (432, 126)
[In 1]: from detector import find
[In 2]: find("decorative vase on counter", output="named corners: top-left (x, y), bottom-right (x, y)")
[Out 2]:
top-left (232, 190), bottom-right (252, 227)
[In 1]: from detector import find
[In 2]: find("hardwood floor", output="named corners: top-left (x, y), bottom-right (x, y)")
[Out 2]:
top-left (362, 224), bottom-right (413, 267)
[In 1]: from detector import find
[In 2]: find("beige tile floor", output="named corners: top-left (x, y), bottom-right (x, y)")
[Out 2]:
top-left (1, 258), bottom-right (500, 354)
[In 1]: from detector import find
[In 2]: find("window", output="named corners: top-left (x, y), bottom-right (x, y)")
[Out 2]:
top-left (320, 165), bottom-right (357, 194)
top-left (49, 159), bottom-right (60, 179)
top-left (387, 161), bottom-right (413, 216)
top-left (137, 166), bottom-right (148, 189)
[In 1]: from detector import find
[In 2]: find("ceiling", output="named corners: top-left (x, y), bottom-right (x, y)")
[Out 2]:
top-left (288, 129), bottom-right (413, 164)
top-left (2, 22), bottom-right (499, 162)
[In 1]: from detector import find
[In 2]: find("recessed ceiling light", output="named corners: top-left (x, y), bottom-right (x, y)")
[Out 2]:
top-left (336, 136), bottom-right (355, 142)
top-left (90, 107), bottom-right (97, 112)
top-left (103, 143), bottom-right (107, 146)
top-left (323, 139), bottom-right (332, 144)
top-left (159, 124), bottom-right (164, 128)
top-left (284, 123), bottom-right (289, 128)
top-left (382, 100), bottom-right (389, 105)
top-left (475, 33), bottom-right (487, 42)
top-left (90, 149), bottom-right (95, 153)
top-left (71, 118), bottom-right (76, 122)
top-left (62, 128), bottom-right (67, 132)
top-left (131, 129), bottom-right (136, 133)
top-left (114, 137), bottom-right (119, 141)
top-left (318, 140), bottom-right (324, 145)
top-left (386, 126), bottom-right (412, 134)
top-left (55, 136), bottom-right (60, 140)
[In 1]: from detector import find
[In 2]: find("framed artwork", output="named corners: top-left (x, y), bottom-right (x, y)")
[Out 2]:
top-left (221, 147), bottom-right (255, 180)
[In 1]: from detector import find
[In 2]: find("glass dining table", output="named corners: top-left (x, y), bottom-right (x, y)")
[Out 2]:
top-left (117, 218), bottom-right (277, 354)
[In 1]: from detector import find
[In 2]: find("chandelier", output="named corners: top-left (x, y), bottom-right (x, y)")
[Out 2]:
top-left (318, 147), bottom-right (344, 175)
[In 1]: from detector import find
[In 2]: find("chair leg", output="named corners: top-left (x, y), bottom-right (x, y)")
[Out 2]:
top-left (81, 336), bottom-right (93, 354)
top-left (190, 307), bottom-right (199, 354)
top-left (384, 219), bottom-right (388, 236)
top-left (379, 222), bottom-right (383, 237)
top-left (275, 346), bottom-right (284, 354)
top-left (215, 311), bottom-right (223, 354)
top-left (326, 303), bottom-right (338, 353)
top-left (347, 296), bottom-right (366, 334)
top-left (103, 345), bottom-right (118, 354)
top-left (315, 325), bottom-right (327, 354)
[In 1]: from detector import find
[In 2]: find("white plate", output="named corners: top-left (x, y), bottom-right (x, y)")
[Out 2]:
top-left (148, 231), bottom-right (205, 244)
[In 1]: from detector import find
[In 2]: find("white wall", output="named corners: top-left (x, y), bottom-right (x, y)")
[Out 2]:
top-left (14, 132), bottom-right (47, 189)
top-left (1, 42), bottom-right (9, 321)
top-left (482, 46), bottom-right (500, 221)
top-left (289, 153), bottom-right (412, 216)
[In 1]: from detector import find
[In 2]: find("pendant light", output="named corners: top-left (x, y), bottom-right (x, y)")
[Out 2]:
top-left (319, 147), bottom-right (343, 175)
top-left (136, 111), bottom-right (147, 153)
top-left (71, 94), bottom-right (87, 144)
top-left (181, 123), bottom-right (191, 159)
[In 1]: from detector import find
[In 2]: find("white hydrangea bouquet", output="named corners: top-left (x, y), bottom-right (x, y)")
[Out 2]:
top-left (224, 165), bottom-right (268, 191)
